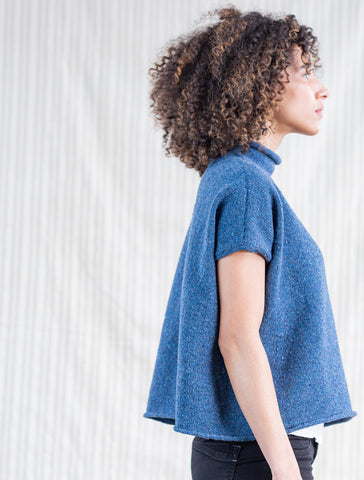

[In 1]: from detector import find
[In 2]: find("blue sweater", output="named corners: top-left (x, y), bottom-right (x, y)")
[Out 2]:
top-left (143, 141), bottom-right (358, 441)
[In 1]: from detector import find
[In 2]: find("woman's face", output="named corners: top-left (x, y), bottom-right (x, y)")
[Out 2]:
top-left (272, 46), bottom-right (329, 136)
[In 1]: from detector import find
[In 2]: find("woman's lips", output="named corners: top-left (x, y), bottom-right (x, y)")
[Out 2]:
top-left (315, 108), bottom-right (323, 118)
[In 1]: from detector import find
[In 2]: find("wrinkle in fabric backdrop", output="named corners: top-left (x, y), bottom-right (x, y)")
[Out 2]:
top-left (0, 0), bottom-right (362, 479)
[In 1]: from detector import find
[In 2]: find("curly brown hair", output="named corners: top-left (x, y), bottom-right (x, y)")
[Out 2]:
top-left (147, 5), bottom-right (322, 177)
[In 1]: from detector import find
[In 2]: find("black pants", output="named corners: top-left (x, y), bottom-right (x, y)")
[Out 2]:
top-left (191, 434), bottom-right (319, 480)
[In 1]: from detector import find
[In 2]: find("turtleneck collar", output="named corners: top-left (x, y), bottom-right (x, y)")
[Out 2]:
top-left (231, 140), bottom-right (282, 176)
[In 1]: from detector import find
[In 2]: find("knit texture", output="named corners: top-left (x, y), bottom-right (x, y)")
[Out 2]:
top-left (143, 141), bottom-right (358, 441)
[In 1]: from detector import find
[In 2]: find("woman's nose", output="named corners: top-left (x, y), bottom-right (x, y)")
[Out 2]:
top-left (317, 80), bottom-right (329, 99)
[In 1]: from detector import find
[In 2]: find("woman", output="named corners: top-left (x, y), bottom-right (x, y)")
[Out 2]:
top-left (143, 6), bottom-right (357, 480)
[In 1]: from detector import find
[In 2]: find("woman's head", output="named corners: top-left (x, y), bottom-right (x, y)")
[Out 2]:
top-left (148, 6), bottom-right (327, 176)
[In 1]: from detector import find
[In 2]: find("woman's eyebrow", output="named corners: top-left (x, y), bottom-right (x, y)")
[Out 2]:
top-left (292, 63), bottom-right (307, 72)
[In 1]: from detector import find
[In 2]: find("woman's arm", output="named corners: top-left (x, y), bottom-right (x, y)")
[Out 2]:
top-left (217, 250), bottom-right (302, 480)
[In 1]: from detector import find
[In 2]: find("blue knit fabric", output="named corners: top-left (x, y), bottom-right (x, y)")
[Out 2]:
top-left (143, 140), bottom-right (358, 441)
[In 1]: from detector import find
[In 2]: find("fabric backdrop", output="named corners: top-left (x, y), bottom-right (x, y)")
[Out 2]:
top-left (0, 0), bottom-right (362, 478)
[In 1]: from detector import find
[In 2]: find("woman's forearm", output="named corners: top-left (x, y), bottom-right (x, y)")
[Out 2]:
top-left (219, 334), bottom-right (302, 478)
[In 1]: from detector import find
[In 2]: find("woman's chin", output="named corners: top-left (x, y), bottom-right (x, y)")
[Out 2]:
top-left (296, 124), bottom-right (321, 136)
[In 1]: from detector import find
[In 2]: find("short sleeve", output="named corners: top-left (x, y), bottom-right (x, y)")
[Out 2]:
top-left (214, 183), bottom-right (274, 262)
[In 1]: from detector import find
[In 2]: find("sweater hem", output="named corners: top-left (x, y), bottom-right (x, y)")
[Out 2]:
top-left (143, 411), bottom-right (175, 425)
top-left (144, 409), bottom-right (358, 441)
top-left (287, 410), bottom-right (358, 431)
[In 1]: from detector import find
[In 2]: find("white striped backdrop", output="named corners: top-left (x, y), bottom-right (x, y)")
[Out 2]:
top-left (0, 0), bottom-right (362, 479)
